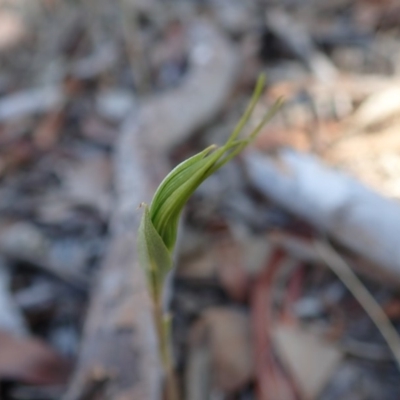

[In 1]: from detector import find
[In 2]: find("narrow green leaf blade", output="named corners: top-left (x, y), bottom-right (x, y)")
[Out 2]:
top-left (137, 205), bottom-right (172, 301)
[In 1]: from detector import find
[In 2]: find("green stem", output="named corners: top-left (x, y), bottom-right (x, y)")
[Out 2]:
top-left (153, 301), bottom-right (180, 400)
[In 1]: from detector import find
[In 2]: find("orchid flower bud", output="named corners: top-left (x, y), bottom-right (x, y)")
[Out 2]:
top-left (138, 75), bottom-right (282, 301)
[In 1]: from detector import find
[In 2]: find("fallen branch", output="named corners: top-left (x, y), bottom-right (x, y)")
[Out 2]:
top-left (245, 149), bottom-right (400, 284)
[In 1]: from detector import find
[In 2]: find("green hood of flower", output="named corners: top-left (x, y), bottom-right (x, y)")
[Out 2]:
top-left (138, 75), bottom-right (281, 300)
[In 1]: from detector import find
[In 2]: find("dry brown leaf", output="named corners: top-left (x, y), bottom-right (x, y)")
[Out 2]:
top-left (189, 308), bottom-right (254, 393)
top-left (0, 331), bottom-right (71, 385)
top-left (272, 324), bottom-right (343, 400)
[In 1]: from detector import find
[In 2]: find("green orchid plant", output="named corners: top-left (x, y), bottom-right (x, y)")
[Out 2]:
top-left (138, 75), bottom-right (281, 398)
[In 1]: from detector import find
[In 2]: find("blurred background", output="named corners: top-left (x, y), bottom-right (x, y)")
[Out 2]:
top-left (1, 0), bottom-right (400, 399)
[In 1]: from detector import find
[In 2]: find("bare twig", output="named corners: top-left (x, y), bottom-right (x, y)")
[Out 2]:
top-left (315, 240), bottom-right (400, 370)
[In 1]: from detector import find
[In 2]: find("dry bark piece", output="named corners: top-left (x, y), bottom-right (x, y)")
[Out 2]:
top-left (0, 330), bottom-right (71, 385)
top-left (272, 324), bottom-right (343, 400)
top-left (189, 308), bottom-right (254, 393)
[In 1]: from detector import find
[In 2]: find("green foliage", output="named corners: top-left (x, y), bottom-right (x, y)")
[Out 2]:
top-left (138, 75), bottom-right (282, 301)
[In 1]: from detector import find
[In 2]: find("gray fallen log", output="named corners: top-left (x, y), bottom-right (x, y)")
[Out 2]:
top-left (245, 149), bottom-right (400, 283)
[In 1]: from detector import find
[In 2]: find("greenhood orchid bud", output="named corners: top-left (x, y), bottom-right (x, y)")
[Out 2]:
top-left (138, 75), bottom-right (282, 301)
